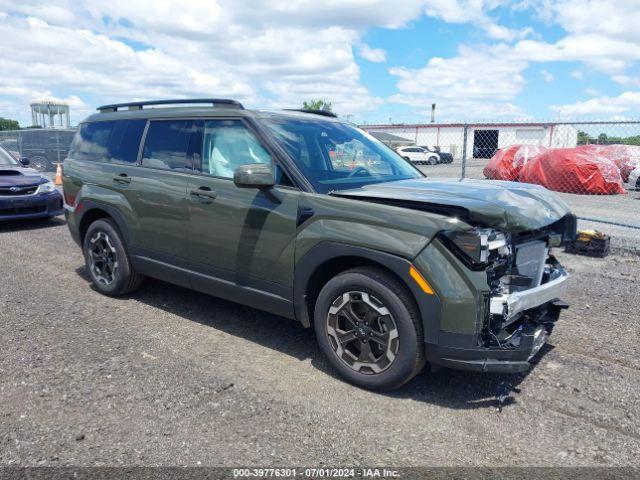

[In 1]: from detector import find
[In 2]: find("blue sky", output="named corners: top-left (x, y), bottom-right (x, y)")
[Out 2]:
top-left (1, 0), bottom-right (639, 126)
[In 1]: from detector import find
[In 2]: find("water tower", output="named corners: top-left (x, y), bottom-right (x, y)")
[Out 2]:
top-left (30, 97), bottom-right (70, 128)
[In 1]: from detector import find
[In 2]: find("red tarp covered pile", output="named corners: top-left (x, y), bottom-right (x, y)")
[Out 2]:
top-left (519, 147), bottom-right (626, 195)
top-left (483, 145), bottom-right (547, 181)
top-left (484, 144), bottom-right (633, 194)
top-left (575, 144), bottom-right (640, 182)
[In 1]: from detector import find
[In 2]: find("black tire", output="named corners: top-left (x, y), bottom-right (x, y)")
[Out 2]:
top-left (313, 266), bottom-right (425, 390)
top-left (427, 156), bottom-right (438, 165)
top-left (83, 218), bottom-right (143, 296)
top-left (29, 155), bottom-right (52, 172)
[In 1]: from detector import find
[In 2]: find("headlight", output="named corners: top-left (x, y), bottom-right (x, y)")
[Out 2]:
top-left (35, 181), bottom-right (56, 194)
top-left (439, 228), bottom-right (511, 270)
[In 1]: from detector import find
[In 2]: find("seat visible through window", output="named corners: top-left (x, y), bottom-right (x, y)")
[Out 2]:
top-left (202, 120), bottom-right (272, 178)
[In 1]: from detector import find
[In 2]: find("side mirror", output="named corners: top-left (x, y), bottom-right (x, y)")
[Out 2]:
top-left (233, 163), bottom-right (275, 189)
top-left (20, 157), bottom-right (30, 166)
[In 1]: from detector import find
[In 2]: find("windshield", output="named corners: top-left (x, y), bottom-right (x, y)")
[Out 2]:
top-left (0, 147), bottom-right (19, 166)
top-left (264, 118), bottom-right (423, 193)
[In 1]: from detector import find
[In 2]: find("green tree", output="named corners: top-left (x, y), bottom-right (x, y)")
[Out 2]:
top-left (302, 99), bottom-right (333, 112)
top-left (597, 133), bottom-right (608, 144)
top-left (0, 117), bottom-right (20, 131)
top-left (577, 130), bottom-right (590, 145)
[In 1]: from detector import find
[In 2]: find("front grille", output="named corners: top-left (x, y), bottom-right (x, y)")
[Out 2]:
top-left (0, 205), bottom-right (46, 216)
top-left (0, 185), bottom-right (39, 196)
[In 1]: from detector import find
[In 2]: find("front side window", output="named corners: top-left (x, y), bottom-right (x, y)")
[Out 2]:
top-left (202, 119), bottom-right (272, 178)
top-left (142, 120), bottom-right (197, 172)
top-left (264, 118), bottom-right (423, 193)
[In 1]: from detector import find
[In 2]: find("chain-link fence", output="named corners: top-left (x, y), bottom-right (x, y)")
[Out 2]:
top-left (0, 128), bottom-right (76, 172)
top-left (362, 120), bottom-right (640, 233)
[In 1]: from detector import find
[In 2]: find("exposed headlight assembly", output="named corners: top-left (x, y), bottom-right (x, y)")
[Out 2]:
top-left (439, 228), bottom-right (512, 270)
top-left (35, 181), bottom-right (56, 195)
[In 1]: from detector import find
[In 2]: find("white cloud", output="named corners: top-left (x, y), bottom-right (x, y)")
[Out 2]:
top-left (421, 0), bottom-right (527, 41)
top-left (550, 91), bottom-right (640, 117)
top-left (0, 0), bottom-right (401, 124)
top-left (612, 74), bottom-right (640, 87)
top-left (571, 70), bottom-right (583, 80)
top-left (388, 44), bottom-right (527, 119)
top-left (384, 0), bottom-right (640, 120)
top-left (517, 0), bottom-right (640, 74)
top-left (358, 43), bottom-right (386, 62)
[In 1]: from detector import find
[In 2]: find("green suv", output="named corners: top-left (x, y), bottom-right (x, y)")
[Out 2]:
top-left (63, 99), bottom-right (576, 390)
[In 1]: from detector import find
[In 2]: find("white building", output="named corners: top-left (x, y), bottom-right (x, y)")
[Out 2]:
top-left (362, 122), bottom-right (579, 160)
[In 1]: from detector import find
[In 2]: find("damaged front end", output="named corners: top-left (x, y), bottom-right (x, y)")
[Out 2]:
top-left (483, 249), bottom-right (569, 361)
top-left (427, 215), bottom-right (574, 373)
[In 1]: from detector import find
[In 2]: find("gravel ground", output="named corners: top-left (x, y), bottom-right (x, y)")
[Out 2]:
top-left (1, 217), bottom-right (639, 467)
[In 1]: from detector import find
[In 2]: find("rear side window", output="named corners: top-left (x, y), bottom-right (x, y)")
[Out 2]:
top-left (142, 120), bottom-right (197, 172)
top-left (69, 119), bottom-right (146, 164)
top-left (70, 121), bottom-right (114, 162)
top-left (108, 120), bottom-right (147, 163)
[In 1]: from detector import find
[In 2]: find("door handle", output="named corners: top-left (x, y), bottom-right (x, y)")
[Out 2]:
top-left (190, 187), bottom-right (217, 201)
top-left (113, 173), bottom-right (131, 185)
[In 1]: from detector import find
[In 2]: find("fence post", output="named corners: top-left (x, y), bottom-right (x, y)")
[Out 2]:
top-left (461, 124), bottom-right (469, 179)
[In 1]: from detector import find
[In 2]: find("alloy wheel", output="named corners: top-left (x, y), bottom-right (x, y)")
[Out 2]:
top-left (326, 291), bottom-right (399, 374)
top-left (88, 231), bottom-right (118, 286)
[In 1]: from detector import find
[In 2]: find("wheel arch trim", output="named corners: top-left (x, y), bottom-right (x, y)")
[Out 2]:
top-left (294, 242), bottom-right (441, 343)
top-left (77, 200), bottom-right (132, 248)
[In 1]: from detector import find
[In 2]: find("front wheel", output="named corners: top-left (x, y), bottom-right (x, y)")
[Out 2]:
top-left (313, 267), bottom-right (425, 390)
top-left (83, 218), bottom-right (144, 296)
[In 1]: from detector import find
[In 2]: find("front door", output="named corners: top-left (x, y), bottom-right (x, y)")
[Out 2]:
top-left (187, 119), bottom-right (299, 314)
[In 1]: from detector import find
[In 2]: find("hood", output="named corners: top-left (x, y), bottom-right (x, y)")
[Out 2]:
top-left (330, 178), bottom-right (572, 233)
top-left (0, 167), bottom-right (46, 188)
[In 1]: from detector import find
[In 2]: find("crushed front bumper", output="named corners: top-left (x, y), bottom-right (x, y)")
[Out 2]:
top-left (427, 267), bottom-right (570, 373)
top-left (489, 267), bottom-right (569, 323)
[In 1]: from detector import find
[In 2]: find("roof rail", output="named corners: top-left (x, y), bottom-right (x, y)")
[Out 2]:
top-left (284, 108), bottom-right (338, 118)
top-left (97, 98), bottom-right (244, 113)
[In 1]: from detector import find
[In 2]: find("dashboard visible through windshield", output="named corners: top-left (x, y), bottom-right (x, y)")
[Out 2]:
top-left (263, 117), bottom-right (423, 193)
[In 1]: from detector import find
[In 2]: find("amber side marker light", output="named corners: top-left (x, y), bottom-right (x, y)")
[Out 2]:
top-left (409, 265), bottom-right (435, 295)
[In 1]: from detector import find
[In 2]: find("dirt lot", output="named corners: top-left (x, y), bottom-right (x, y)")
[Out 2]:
top-left (1, 217), bottom-right (639, 467)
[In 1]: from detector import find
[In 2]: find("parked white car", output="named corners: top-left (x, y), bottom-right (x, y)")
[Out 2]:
top-left (396, 146), bottom-right (440, 165)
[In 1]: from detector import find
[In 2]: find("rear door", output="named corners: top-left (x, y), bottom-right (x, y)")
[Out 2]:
top-left (186, 118), bottom-right (300, 314)
top-left (127, 119), bottom-right (199, 267)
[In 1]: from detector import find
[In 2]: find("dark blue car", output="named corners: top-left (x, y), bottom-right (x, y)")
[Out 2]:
top-left (0, 145), bottom-right (63, 221)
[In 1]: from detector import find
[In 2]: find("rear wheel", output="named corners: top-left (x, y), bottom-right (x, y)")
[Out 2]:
top-left (427, 156), bottom-right (438, 165)
top-left (83, 219), bottom-right (143, 296)
top-left (313, 266), bottom-right (425, 390)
